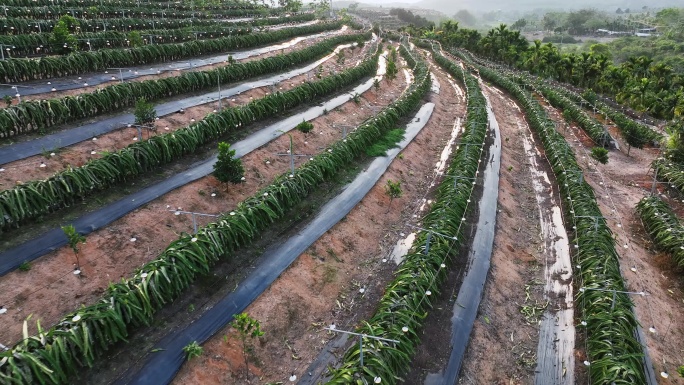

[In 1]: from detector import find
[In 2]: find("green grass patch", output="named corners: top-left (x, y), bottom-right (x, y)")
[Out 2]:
top-left (365, 128), bottom-right (405, 157)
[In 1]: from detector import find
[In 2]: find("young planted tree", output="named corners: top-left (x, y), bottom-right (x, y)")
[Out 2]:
top-left (385, 179), bottom-right (402, 212)
top-left (665, 122), bottom-right (684, 163)
top-left (50, 15), bottom-right (79, 54)
top-left (386, 59), bottom-right (398, 82)
top-left (229, 313), bottom-right (264, 378)
top-left (61, 224), bottom-right (86, 272)
top-left (590, 146), bottom-right (609, 164)
top-left (134, 98), bottom-right (157, 126)
top-left (336, 50), bottom-right (346, 64)
top-left (213, 142), bottom-right (245, 183)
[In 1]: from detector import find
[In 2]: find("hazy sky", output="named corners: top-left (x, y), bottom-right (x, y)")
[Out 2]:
top-left (359, 0), bottom-right (421, 2)
top-left (314, 0), bottom-right (422, 3)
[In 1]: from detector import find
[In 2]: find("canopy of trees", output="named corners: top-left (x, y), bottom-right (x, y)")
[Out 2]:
top-left (389, 8), bottom-right (434, 29)
top-left (430, 22), bottom-right (684, 122)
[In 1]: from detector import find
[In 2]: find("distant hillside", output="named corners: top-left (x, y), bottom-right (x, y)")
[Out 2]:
top-left (336, 0), bottom-right (683, 16)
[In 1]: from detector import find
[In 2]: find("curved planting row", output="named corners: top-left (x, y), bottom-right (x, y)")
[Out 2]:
top-left (466, 54), bottom-right (661, 151)
top-left (0, 32), bottom-right (368, 138)
top-left (0, 16), bottom-right (228, 35)
top-left (453, 49), bottom-right (650, 384)
top-left (0, 47), bottom-right (379, 231)
top-left (2, 4), bottom-right (274, 20)
top-left (522, 76), bottom-right (612, 146)
top-left (0, 14), bottom-right (316, 54)
top-left (553, 87), bottom-right (661, 149)
top-left (636, 195), bottom-right (684, 268)
top-left (324, 46), bottom-right (485, 385)
top-left (653, 159), bottom-right (684, 196)
top-left (0, 47), bottom-right (428, 385)
top-left (0, 21), bottom-right (346, 82)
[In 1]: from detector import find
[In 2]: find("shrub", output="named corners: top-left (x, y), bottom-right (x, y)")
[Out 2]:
top-left (133, 98), bottom-right (157, 126)
top-left (213, 142), bottom-right (245, 183)
top-left (590, 146), bottom-right (609, 164)
top-left (295, 120), bottom-right (314, 133)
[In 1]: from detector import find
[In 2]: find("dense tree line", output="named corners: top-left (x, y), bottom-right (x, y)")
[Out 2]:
top-left (429, 21), bottom-right (684, 124)
top-left (389, 8), bottom-right (433, 29)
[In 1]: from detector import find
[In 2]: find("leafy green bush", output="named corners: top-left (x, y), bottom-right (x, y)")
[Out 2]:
top-left (133, 98), bottom-right (156, 126)
top-left (18, 261), bottom-right (31, 272)
top-left (590, 146), bottom-right (609, 164)
top-left (295, 120), bottom-right (314, 133)
top-left (213, 142), bottom-right (244, 184)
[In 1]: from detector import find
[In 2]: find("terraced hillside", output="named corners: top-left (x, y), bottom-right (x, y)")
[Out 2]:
top-left (1, 3), bottom-right (684, 385)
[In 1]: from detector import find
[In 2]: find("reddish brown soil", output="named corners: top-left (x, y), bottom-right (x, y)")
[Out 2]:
top-left (0, 45), bottom-right (395, 347)
top-left (171, 56), bottom-right (464, 384)
top-left (454, 84), bottom-right (548, 385)
top-left (0, 41), bottom-right (363, 191)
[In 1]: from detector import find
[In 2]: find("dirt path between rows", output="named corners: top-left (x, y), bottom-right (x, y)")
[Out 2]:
top-left (440, 81), bottom-right (548, 385)
top-left (171, 52), bottom-right (464, 385)
top-left (0, 46), bottom-right (396, 348)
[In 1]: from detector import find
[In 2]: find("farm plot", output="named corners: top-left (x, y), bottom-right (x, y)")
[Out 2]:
top-left (320, 44), bottom-right (684, 385)
top-left (0, 38), bottom-right (416, 380)
top-left (0, 36), bottom-right (376, 251)
top-left (0, 35), bottom-right (368, 197)
top-left (0, 14), bottom-right (317, 56)
top-left (449, 54), bottom-right (684, 384)
top-left (1, 23), bottom-right (348, 104)
top-left (0, 21), bottom-right (348, 98)
top-left (171, 44), bottom-right (468, 385)
top-left (4, 8), bottom-right (684, 385)
top-left (0, 45), bottom-right (388, 349)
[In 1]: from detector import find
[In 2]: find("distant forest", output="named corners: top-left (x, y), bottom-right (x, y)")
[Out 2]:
top-left (389, 8), bottom-right (434, 29)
